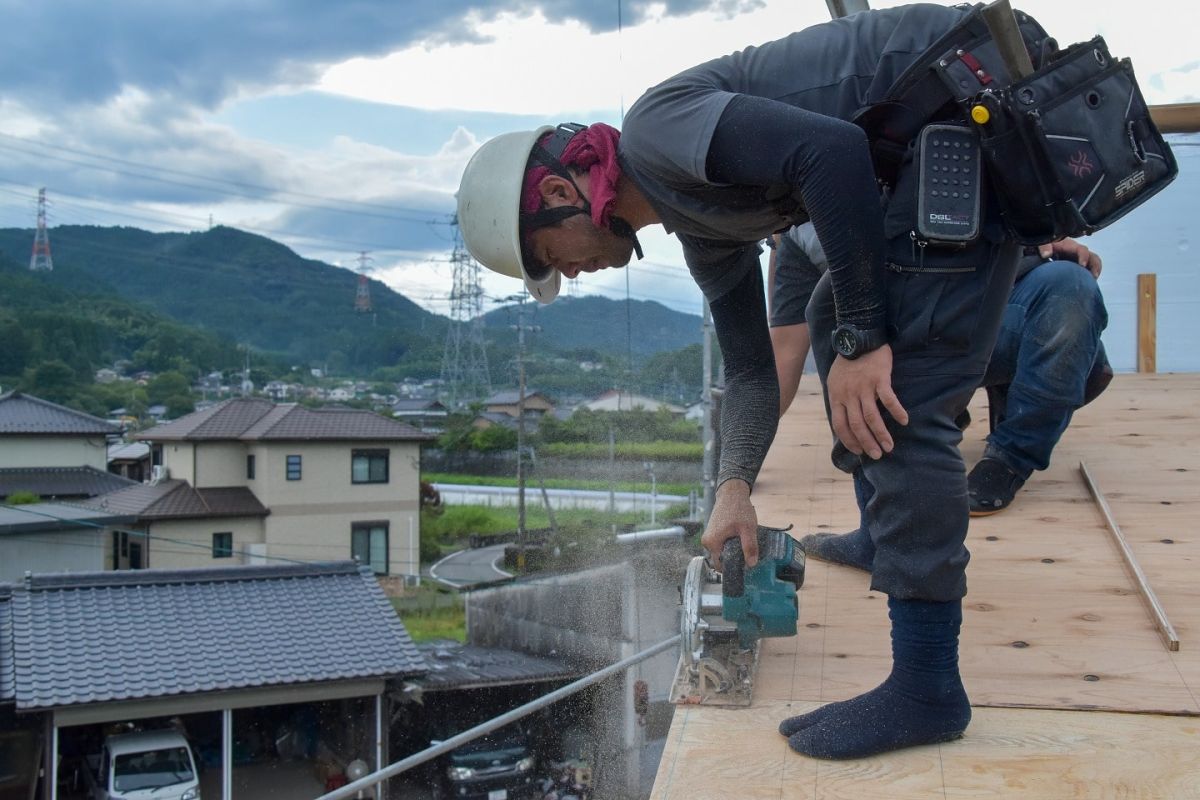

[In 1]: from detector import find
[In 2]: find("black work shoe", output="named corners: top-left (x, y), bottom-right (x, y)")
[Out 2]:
top-left (954, 409), bottom-right (972, 431)
top-left (968, 458), bottom-right (1025, 516)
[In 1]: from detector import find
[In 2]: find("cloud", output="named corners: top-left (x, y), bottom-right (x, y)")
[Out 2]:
top-left (0, 1), bottom-right (762, 113)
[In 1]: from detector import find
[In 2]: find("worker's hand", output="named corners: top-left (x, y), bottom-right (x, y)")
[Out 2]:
top-left (1040, 238), bottom-right (1102, 279)
top-left (701, 480), bottom-right (759, 570)
top-left (827, 344), bottom-right (908, 460)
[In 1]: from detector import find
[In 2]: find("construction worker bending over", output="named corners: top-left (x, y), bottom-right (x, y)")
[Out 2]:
top-left (769, 222), bottom-right (1113, 517)
top-left (456, 3), bottom-right (1068, 760)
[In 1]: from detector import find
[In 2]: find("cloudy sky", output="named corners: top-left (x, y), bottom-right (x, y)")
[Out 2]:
top-left (0, 0), bottom-right (1196, 320)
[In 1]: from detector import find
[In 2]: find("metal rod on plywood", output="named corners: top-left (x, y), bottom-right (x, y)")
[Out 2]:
top-left (1079, 461), bottom-right (1180, 652)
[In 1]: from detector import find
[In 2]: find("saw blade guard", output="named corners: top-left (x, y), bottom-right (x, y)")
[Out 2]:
top-left (721, 526), bottom-right (805, 649)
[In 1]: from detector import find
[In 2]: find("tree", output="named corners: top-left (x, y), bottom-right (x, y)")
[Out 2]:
top-left (164, 394), bottom-right (195, 419)
top-left (471, 424), bottom-right (517, 452)
top-left (22, 360), bottom-right (79, 405)
top-left (147, 371), bottom-right (193, 405)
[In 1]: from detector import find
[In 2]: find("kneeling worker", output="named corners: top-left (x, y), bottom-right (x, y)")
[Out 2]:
top-left (769, 222), bottom-right (1113, 518)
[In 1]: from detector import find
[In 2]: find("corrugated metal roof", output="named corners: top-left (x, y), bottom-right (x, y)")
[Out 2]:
top-left (0, 502), bottom-right (136, 535)
top-left (414, 641), bottom-right (581, 691)
top-left (108, 442), bottom-right (151, 461)
top-left (135, 398), bottom-right (432, 442)
top-left (6, 562), bottom-right (427, 710)
top-left (76, 480), bottom-right (268, 520)
top-left (0, 392), bottom-right (121, 436)
top-left (0, 466), bottom-right (138, 499)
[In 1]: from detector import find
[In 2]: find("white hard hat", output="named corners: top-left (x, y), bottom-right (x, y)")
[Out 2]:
top-left (456, 126), bottom-right (562, 304)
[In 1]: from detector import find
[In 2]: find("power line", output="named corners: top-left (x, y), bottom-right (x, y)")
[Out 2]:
top-left (0, 132), bottom-right (452, 224)
top-left (0, 179), bottom-right (438, 255)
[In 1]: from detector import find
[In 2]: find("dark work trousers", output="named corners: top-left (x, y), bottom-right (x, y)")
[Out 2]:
top-left (807, 239), bottom-right (1021, 602)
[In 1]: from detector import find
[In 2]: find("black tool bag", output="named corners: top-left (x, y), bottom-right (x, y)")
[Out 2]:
top-left (954, 37), bottom-right (1178, 245)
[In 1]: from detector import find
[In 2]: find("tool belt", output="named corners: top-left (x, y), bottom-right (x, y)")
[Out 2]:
top-left (856, 5), bottom-right (1178, 246)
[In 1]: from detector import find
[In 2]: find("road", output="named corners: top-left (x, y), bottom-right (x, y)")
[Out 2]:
top-left (428, 543), bottom-right (512, 588)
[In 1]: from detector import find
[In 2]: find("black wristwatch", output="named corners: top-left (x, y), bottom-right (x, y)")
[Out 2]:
top-left (832, 323), bottom-right (887, 360)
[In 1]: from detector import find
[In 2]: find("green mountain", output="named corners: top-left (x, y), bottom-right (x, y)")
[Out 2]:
top-left (0, 225), bottom-right (704, 395)
top-left (0, 225), bottom-right (446, 376)
top-left (482, 294), bottom-right (702, 358)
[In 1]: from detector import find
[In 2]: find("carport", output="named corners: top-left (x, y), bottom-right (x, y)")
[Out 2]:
top-left (2, 562), bottom-right (426, 799)
top-left (388, 641), bottom-right (586, 798)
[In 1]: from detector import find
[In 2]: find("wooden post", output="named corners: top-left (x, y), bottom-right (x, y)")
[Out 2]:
top-left (1137, 273), bottom-right (1157, 373)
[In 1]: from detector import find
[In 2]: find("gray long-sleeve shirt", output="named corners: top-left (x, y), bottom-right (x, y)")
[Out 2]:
top-left (618, 3), bottom-right (974, 489)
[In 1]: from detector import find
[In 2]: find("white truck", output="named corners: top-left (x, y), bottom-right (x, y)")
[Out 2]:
top-left (84, 730), bottom-right (201, 800)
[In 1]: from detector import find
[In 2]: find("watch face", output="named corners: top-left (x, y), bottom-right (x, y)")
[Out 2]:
top-left (835, 328), bottom-right (857, 356)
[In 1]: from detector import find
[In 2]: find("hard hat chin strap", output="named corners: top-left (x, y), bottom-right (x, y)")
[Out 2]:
top-left (521, 123), bottom-right (644, 261)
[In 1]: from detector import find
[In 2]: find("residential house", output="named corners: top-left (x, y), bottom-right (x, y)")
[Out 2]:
top-left (471, 411), bottom-right (520, 432)
top-left (107, 441), bottom-right (152, 482)
top-left (579, 390), bottom-right (685, 415)
top-left (0, 392), bottom-right (136, 501)
top-left (391, 398), bottom-right (449, 432)
top-left (123, 398), bottom-right (433, 579)
top-left (263, 380), bottom-right (293, 401)
top-left (0, 562), bottom-right (426, 800)
top-left (484, 389), bottom-right (555, 420)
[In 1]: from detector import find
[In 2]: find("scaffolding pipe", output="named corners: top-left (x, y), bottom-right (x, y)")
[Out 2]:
top-left (314, 635), bottom-right (682, 800)
top-left (615, 526), bottom-right (687, 545)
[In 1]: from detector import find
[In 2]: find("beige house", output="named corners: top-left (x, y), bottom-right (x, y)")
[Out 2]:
top-left (0, 391), bottom-right (118, 472)
top-left (484, 389), bottom-right (555, 419)
top-left (0, 391), bottom-right (135, 501)
top-left (89, 398), bottom-right (433, 579)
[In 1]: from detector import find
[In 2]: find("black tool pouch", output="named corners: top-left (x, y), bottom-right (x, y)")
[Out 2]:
top-left (953, 37), bottom-right (1177, 245)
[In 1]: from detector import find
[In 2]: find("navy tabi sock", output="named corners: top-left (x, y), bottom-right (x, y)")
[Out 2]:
top-left (783, 596), bottom-right (971, 759)
top-left (798, 529), bottom-right (875, 572)
top-left (798, 469), bottom-right (876, 572)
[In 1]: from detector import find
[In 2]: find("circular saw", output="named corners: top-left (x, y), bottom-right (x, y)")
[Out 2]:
top-left (669, 525), bottom-right (805, 706)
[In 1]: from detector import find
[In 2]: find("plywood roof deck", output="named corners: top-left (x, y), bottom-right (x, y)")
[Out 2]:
top-left (652, 373), bottom-right (1200, 800)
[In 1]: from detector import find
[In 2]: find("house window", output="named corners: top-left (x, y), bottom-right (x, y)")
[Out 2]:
top-left (247, 454), bottom-right (256, 480)
top-left (212, 532), bottom-right (233, 558)
top-left (351, 522), bottom-right (389, 575)
top-left (286, 454), bottom-right (302, 481)
top-left (351, 449), bottom-right (389, 484)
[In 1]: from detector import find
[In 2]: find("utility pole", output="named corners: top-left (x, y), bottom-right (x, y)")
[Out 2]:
top-left (29, 188), bottom-right (53, 271)
top-left (826, 0), bottom-right (870, 18)
top-left (505, 294), bottom-right (540, 570)
top-left (701, 300), bottom-right (716, 519)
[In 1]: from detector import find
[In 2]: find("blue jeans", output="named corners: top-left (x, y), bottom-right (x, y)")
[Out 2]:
top-left (979, 260), bottom-right (1108, 480)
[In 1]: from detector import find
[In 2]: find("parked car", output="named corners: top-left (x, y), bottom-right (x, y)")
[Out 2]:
top-left (83, 730), bottom-right (200, 800)
top-left (430, 723), bottom-right (538, 800)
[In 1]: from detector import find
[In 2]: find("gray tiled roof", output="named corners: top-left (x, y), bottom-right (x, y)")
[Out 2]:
top-left (0, 589), bottom-right (13, 702)
top-left (392, 399), bottom-right (447, 413)
top-left (6, 562), bottom-right (426, 710)
top-left (136, 398), bottom-right (432, 442)
top-left (0, 392), bottom-right (121, 436)
top-left (0, 466), bottom-right (138, 499)
top-left (76, 480), bottom-right (268, 520)
top-left (415, 642), bottom-right (581, 691)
